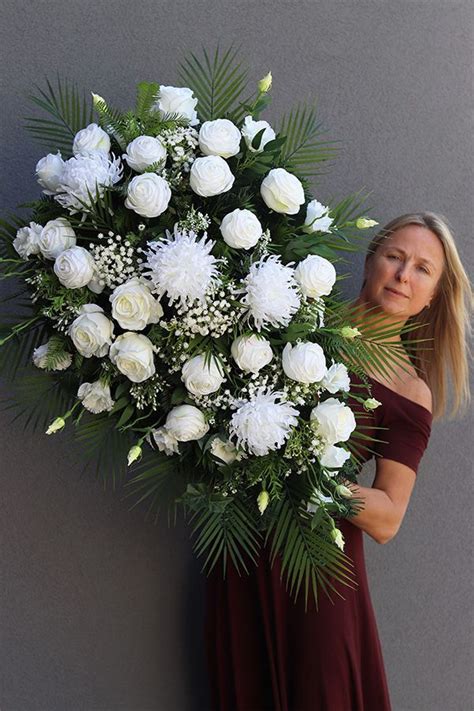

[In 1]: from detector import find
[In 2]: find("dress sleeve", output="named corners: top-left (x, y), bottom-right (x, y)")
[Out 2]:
top-left (373, 397), bottom-right (433, 474)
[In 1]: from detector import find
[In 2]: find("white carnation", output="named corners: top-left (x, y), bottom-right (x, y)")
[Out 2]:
top-left (304, 199), bottom-right (333, 233)
top-left (54, 246), bottom-right (95, 289)
top-left (229, 388), bottom-right (299, 456)
top-left (13, 222), bottom-right (42, 259)
top-left (241, 255), bottom-right (300, 331)
top-left (189, 155), bottom-right (235, 197)
top-left (142, 228), bottom-right (220, 308)
top-left (35, 151), bottom-right (66, 194)
top-left (310, 397), bottom-right (356, 445)
top-left (241, 115), bottom-right (276, 153)
top-left (181, 354), bottom-right (225, 396)
top-left (69, 304), bottom-right (114, 358)
top-left (77, 380), bottom-right (115, 414)
top-left (110, 277), bottom-right (163, 331)
top-left (294, 254), bottom-right (336, 299)
top-left (198, 119), bottom-right (241, 158)
top-left (109, 332), bottom-right (156, 383)
top-left (125, 173), bottom-right (171, 218)
top-left (38, 218), bottom-right (77, 260)
top-left (282, 341), bottom-right (327, 383)
top-left (231, 334), bottom-right (273, 374)
top-left (150, 426), bottom-right (180, 456)
top-left (32, 341), bottom-right (72, 371)
top-left (73, 123), bottom-right (111, 155)
top-left (123, 135), bottom-right (167, 172)
top-left (165, 404), bottom-right (209, 441)
top-left (153, 85), bottom-right (199, 126)
top-left (260, 168), bottom-right (305, 215)
top-left (220, 209), bottom-right (263, 250)
top-left (55, 151), bottom-right (123, 213)
top-left (322, 363), bottom-right (351, 394)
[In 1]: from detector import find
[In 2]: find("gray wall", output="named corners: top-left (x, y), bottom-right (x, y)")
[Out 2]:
top-left (1, 1), bottom-right (472, 709)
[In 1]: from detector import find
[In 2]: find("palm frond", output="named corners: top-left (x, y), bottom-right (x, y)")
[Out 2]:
top-left (278, 103), bottom-right (338, 177)
top-left (25, 75), bottom-right (93, 156)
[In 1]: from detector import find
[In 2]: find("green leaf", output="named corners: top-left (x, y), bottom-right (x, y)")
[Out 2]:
top-left (278, 102), bottom-right (338, 178)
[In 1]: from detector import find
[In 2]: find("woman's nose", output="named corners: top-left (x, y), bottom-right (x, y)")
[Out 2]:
top-left (396, 265), bottom-right (409, 282)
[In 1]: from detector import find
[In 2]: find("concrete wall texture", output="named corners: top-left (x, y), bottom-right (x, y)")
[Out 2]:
top-left (1, 1), bottom-right (472, 709)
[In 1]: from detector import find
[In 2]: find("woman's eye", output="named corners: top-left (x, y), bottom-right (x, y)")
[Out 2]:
top-left (387, 254), bottom-right (399, 260)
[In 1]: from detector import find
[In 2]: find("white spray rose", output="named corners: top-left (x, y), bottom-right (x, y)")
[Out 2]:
top-left (165, 404), bottom-right (209, 441)
top-left (231, 334), bottom-right (273, 374)
top-left (153, 85), bottom-right (199, 126)
top-left (123, 135), bottom-right (167, 172)
top-left (150, 426), bottom-right (180, 455)
top-left (321, 363), bottom-right (351, 394)
top-left (109, 332), bottom-right (156, 383)
top-left (260, 168), bottom-right (305, 215)
top-left (77, 381), bottom-right (115, 414)
top-left (310, 398), bottom-right (356, 444)
top-left (303, 199), bottom-right (333, 233)
top-left (32, 341), bottom-right (72, 371)
top-left (110, 277), bottom-right (163, 331)
top-left (181, 354), bottom-right (225, 396)
top-left (220, 209), bottom-right (263, 249)
top-left (198, 119), bottom-right (241, 158)
top-left (241, 116), bottom-right (276, 153)
top-left (125, 173), bottom-right (171, 218)
top-left (13, 222), bottom-right (42, 259)
top-left (73, 123), bottom-right (111, 155)
top-left (69, 305), bottom-right (114, 358)
top-left (210, 437), bottom-right (244, 464)
top-left (35, 151), bottom-right (66, 194)
top-left (282, 341), bottom-right (327, 383)
top-left (54, 246), bottom-right (95, 288)
top-left (294, 254), bottom-right (337, 299)
top-left (319, 444), bottom-right (351, 469)
top-left (38, 218), bottom-right (77, 260)
top-left (189, 155), bottom-right (235, 197)
top-left (229, 389), bottom-right (299, 456)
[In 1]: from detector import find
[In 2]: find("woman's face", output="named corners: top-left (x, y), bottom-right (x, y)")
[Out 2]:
top-left (360, 225), bottom-right (445, 319)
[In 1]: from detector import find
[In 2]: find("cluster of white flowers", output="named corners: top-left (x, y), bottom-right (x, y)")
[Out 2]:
top-left (159, 126), bottom-right (199, 171)
top-left (173, 286), bottom-right (240, 338)
top-left (88, 232), bottom-right (140, 290)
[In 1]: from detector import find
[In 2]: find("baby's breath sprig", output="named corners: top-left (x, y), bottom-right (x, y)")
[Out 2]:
top-left (26, 272), bottom-right (91, 332)
top-left (176, 206), bottom-right (211, 234)
top-left (89, 231), bottom-right (140, 290)
top-left (283, 420), bottom-right (325, 470)
top-left (129, 374), bottom-right (166, 410)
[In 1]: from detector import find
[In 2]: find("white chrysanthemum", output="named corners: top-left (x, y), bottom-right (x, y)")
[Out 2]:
top-left (229, 388), bottom-right (299, 456)
top-left (54, 151), bottom-right (123, 213)
top-left (141, 228), bottom-right (221, 308)
top-left (240, 255), bottom-right (300, 331)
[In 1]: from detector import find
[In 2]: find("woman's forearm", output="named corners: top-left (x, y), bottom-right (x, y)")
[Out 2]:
top-left (342, 480), bottom-right (396, 544)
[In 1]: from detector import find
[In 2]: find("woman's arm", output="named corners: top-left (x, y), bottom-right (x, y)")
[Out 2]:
top-left (343, 459), bottom-right (417, 544)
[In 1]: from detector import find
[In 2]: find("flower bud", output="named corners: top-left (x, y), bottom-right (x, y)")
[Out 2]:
top-left (364, 397), bottom-right (382, 410)
top-left (340, 326), bottom-right (361, 339)
top-left (258, 72), bottom-right (272, 93)
top-left (46, 417), bottom-right (66, 435)
top-left (257, 490), bottom-right (270, 514)
top-left (127, 445), bottom-right (142, 466)
top-left (330, 527), bottom-right (345, 551)
top-left (91, 92), bottom-right (106, 109)
top-left (335, 484), bottom-right (353, 498)
top-left (356, 217), bottom-right (378, 229)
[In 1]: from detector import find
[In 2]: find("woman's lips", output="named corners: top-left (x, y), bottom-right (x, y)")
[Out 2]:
top-left (385, 287), bottom-right (408, 298)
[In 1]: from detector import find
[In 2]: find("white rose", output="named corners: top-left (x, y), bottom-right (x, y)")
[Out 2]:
top-left (294, 254), bottom-right (336, 299)
top-left (73, 123), bottom-right (111, 155)
top-left (210, 437), bottom-right (244, 464)
top-left (260, 168), bottom-right (305, 215)
top-left (32, 341), bottom-right (72, 371)
top-left (125, 173), bottom-right (171, 218)
top-left (110, 277), bottom-right (163, 331)
top-left (165, 404), bottom-right (209, 441)
top-left (13, 222), bottom-right (42, 259)
top-left (220, 209), bottom-right (263, 249)
top-left (154, 86), bottom-right (199, 126)
top-left (303, 199), bottom-right (333, 233)
top-left (35, 151), bottom-right (66, 194)
top-left (39, 218), bottom-right (77, 260)
top-left (54, 246), bottom-right (95, 288)
top-left (198, 119), bottom-right (241, 158)
top-left (322, 363), bottom-right (351, 394)
top-left (189, 155), bottom-right (235, 197)
top-left (282, 341), bottom-right (327, 383)
top-left (310, 398), bottom-right (356, 444)
top-left (181, 354), bottom-right (225, 396)
top-left (77, 380), bottom-right (115, 414)
top-left (231, 334), bottom-right (273, 374)
top-left (150, 426), bottom-right (180, 456)
top-left (69, 304), bottom-right (114, 358)
top-left (241, 115), bottom-right (276, 153)
top-left (318, 444), bottom-right (351, 469)
top-left (123, 136), bottom-right (167, 172)
top-left (109, 332), bottom-right (155, 382)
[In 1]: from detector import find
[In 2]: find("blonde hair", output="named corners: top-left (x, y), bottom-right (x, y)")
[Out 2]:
top-left (363, 212), bottom-right (472, 421)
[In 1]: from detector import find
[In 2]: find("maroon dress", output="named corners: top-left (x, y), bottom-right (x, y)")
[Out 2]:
top-left (204, 374), bottom-right (433, 711)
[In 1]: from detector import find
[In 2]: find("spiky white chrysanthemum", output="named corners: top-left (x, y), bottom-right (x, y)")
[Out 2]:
top-left (141, 228), bottom-right (221, 308)
top-left (240, 255), bottom-right (300, 331)
top-left (54, 151), bottom-right (123, 213)
top-left (229, 388), bottom-right (299, 456)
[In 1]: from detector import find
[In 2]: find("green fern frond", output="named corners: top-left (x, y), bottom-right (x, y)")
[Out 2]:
top-left (135, 82), bottom-right (160, 119)
top-left (278, 103), bottom-right (338, 177)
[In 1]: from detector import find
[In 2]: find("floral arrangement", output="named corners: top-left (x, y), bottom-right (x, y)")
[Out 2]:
top-left (1, 48), bottom-right (402, 609)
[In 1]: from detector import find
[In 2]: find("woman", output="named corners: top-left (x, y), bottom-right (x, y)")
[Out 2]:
top-left (205, 212), bottom-right (472, 711)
